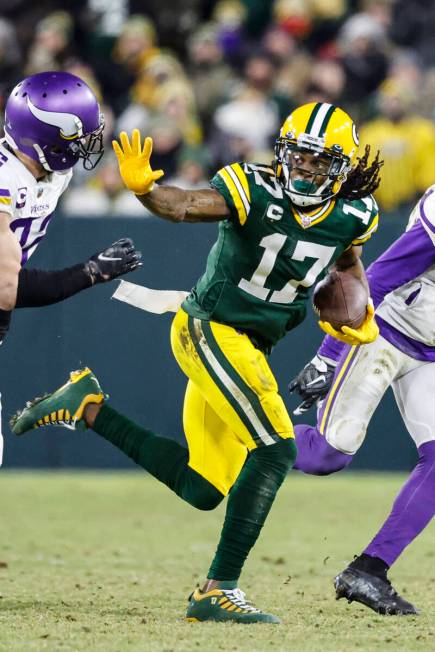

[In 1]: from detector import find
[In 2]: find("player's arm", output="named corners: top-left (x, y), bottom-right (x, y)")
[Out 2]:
top-left (138, 186), bottom-right (230, 223)
top-left (15, 239), bottom-right (142, 308)
top-left (318, 244), bottom-right (378, 346)
top-left (0, 211), bottom-right (21, 310)
top-left (112, 130), bottom-right (230, 223)
top-left (333, 245), bottom-right (369, 292)
top-left (366, 193), bottom-right (435, 307)
top-left (289, 247), bottom-right (374, 411)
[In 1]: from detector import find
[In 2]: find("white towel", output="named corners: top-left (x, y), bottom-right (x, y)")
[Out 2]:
top-left (112, 280), bottom-right (189, 314)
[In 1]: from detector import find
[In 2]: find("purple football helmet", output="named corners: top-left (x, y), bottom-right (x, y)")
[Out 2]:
top-left (4, 71), bottom-right (104, 172)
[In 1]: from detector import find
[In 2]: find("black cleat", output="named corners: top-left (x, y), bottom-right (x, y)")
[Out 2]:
top-left (334, 567), bottom-right (419, 616)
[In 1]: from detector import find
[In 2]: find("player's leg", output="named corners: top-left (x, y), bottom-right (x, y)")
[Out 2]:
top-left (359, 360), bottom-right (435, 567)
top-left (88, 403), bottom-right (225, 510)
top-left (171, 310), bottom-right (296, 622)
top-left (294, 336), bottom-right (401, 475)
top-left (182, 380), bottom-right (248, 496)
top-left (12, 310), bottom-right (295, 622)
top-left (12, 369), bottom-right (224, 511)
top-left (334, 356), bottom-right (434, 616)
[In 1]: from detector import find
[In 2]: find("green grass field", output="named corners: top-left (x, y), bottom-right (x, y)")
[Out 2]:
top-left (0, 472), bottom-right (433, 652)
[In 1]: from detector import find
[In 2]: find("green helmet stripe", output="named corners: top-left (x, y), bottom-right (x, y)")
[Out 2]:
top-left (306, 103), bottom-right (335, 137)
top-left (305, 103), bottom-right (322, 134)
top-left (318, 104), bottom-right (336, 137)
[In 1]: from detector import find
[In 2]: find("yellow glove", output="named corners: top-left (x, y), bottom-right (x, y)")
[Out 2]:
top-left (112, 129), bottom-right (164, 195)
top-left (319, 300), bottom-right (379, 346)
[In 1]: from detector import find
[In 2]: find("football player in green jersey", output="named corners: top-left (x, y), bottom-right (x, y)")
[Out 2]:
top-left (12, 103), bottom-right (383, 623)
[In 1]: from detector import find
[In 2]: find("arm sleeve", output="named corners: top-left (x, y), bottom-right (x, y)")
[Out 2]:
top-left (317, 334), bottom-right (347, 362)
top-left (366, 219), bottom-right (435, 308)
top-left (210, 163), bottom-right (251, 225)
top-left (351, 196), bottom-right (380, 246)
top-left (15, 264), bottom-right (92, 308)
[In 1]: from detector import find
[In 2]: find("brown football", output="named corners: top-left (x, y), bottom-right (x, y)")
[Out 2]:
top-left (312, 270), bottom-right (368, 331)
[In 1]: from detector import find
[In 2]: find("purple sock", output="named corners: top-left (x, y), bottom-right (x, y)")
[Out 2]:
top-left (293, 424), bottom-right (353, 475)
top-left (364, 440), bottom-right (435, 567)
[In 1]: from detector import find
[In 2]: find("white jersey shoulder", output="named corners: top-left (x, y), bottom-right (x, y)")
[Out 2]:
top-left (377, 186), bottom-right (435, 347)
top-left (0, 139), bottom-right (73, 264)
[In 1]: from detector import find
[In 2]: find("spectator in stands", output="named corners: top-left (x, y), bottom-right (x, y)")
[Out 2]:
top-left (25, 10), bottom-right (74, 75)
top-left (9, 0), bottom-right (433, 221)
top-left (211, 51), bottom-right (284, 166)
top-left (0, 18), bottom-right (22, 89)
top-left (95, 14), bottom-right (160, 116)
top-left (305, 59), bottom-right (345, 106)
top-left (390, 0), bottom-right (435, 68)
top-left (117, 52), bottom-right (202, 151)
top-left (0, 18), bottom-right (22, 130)
top-left (211, 0), bottom-right (247, 64)
top-left (360, 78), bottom-right (435, 213)
top-left (261, 25), bottom-right (311, 106)
top-left (167, 146), bottom-right (211, 190)
top-left (187, 23), bottom-right (236, 137)
top-left (338, 10), bottom-right (389, 119)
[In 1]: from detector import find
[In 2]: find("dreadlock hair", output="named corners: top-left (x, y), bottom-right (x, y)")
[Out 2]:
top-left (339, 145), bottom-right (383, 201)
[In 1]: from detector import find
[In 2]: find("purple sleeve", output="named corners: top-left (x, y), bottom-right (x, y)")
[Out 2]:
top-left (318, 334), bottom-right (347, 362)
top-left (366, 219), bottom-right (435, 308)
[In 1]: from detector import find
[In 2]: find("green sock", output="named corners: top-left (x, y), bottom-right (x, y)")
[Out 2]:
top-left (207, 438), bottom-right (297, 582)
top-left (93, 404), bottom-right (224, 511)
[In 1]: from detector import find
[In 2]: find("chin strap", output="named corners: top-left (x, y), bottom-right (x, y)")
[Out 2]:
top-left (32, 143), bottom-right (54, 172)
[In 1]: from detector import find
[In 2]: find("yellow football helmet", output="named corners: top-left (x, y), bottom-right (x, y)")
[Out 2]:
top-left (275, 102), bottom-right (359, 207)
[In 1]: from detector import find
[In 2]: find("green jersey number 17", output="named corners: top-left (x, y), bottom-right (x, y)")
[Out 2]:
top-left (238, 235), bottom-right (336, 304)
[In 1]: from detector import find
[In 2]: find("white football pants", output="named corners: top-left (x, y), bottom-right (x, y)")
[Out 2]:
top-left (318, 335), bottom-right (435, 454)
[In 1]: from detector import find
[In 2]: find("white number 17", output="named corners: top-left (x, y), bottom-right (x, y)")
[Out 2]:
top-left (238, 234), bottom-right (336, 304)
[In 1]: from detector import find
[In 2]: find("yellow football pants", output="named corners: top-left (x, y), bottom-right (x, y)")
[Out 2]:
top-left (170, 308), bottom-right (294, 495)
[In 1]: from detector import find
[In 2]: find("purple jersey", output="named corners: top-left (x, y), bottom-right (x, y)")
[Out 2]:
top-left (0, 139), bottom-right (72, 265)
top-left (319, 186), bottom-right (435, 362)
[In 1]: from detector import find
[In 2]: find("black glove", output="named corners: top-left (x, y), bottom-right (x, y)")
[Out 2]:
top-left (288, 354), bottom-right (337, 415)
top-left (84, 238), bottom-right (142, 284)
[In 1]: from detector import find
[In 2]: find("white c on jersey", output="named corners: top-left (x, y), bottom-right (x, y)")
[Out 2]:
top-left (0, 139), bottom-right (72, 265)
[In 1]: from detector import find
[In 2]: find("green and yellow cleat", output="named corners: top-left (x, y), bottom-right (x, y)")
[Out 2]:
top-left (186, 583), bottom-right (280, 624)
top-left (10, 368), bottom-right (105, 435)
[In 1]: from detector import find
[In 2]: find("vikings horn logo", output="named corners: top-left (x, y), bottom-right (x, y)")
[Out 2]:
top-left (27, 97), bottom-right (83, 140)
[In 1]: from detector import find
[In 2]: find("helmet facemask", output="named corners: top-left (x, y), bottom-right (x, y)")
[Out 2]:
top-left (67, 115), bottom-right (105, 171)
top-left (275, 136), bottom-right (351, 207)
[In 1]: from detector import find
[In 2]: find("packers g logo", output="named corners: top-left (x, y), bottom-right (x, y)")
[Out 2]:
top-left (265, 203), bottom-right (284, 221)
top-left (352, 123), bottom-right (359, 146)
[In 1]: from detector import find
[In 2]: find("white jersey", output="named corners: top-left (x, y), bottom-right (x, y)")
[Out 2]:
top-left (375, 186), bottom-right (435, 348)
top-left (0, 139), bottom-right (72, 265)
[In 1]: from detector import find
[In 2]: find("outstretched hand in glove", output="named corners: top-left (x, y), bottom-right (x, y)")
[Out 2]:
top-left (112, 129), bottom-right (164, 195)
top-left (84, 238), bottom-right (142, 284)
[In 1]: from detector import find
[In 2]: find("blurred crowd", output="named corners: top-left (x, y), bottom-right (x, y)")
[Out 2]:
top-left (1, 0), bottom-right (435, 216)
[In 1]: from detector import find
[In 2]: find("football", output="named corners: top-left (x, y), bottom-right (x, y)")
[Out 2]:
top-left (313, 270), bottom-right (368, 331)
